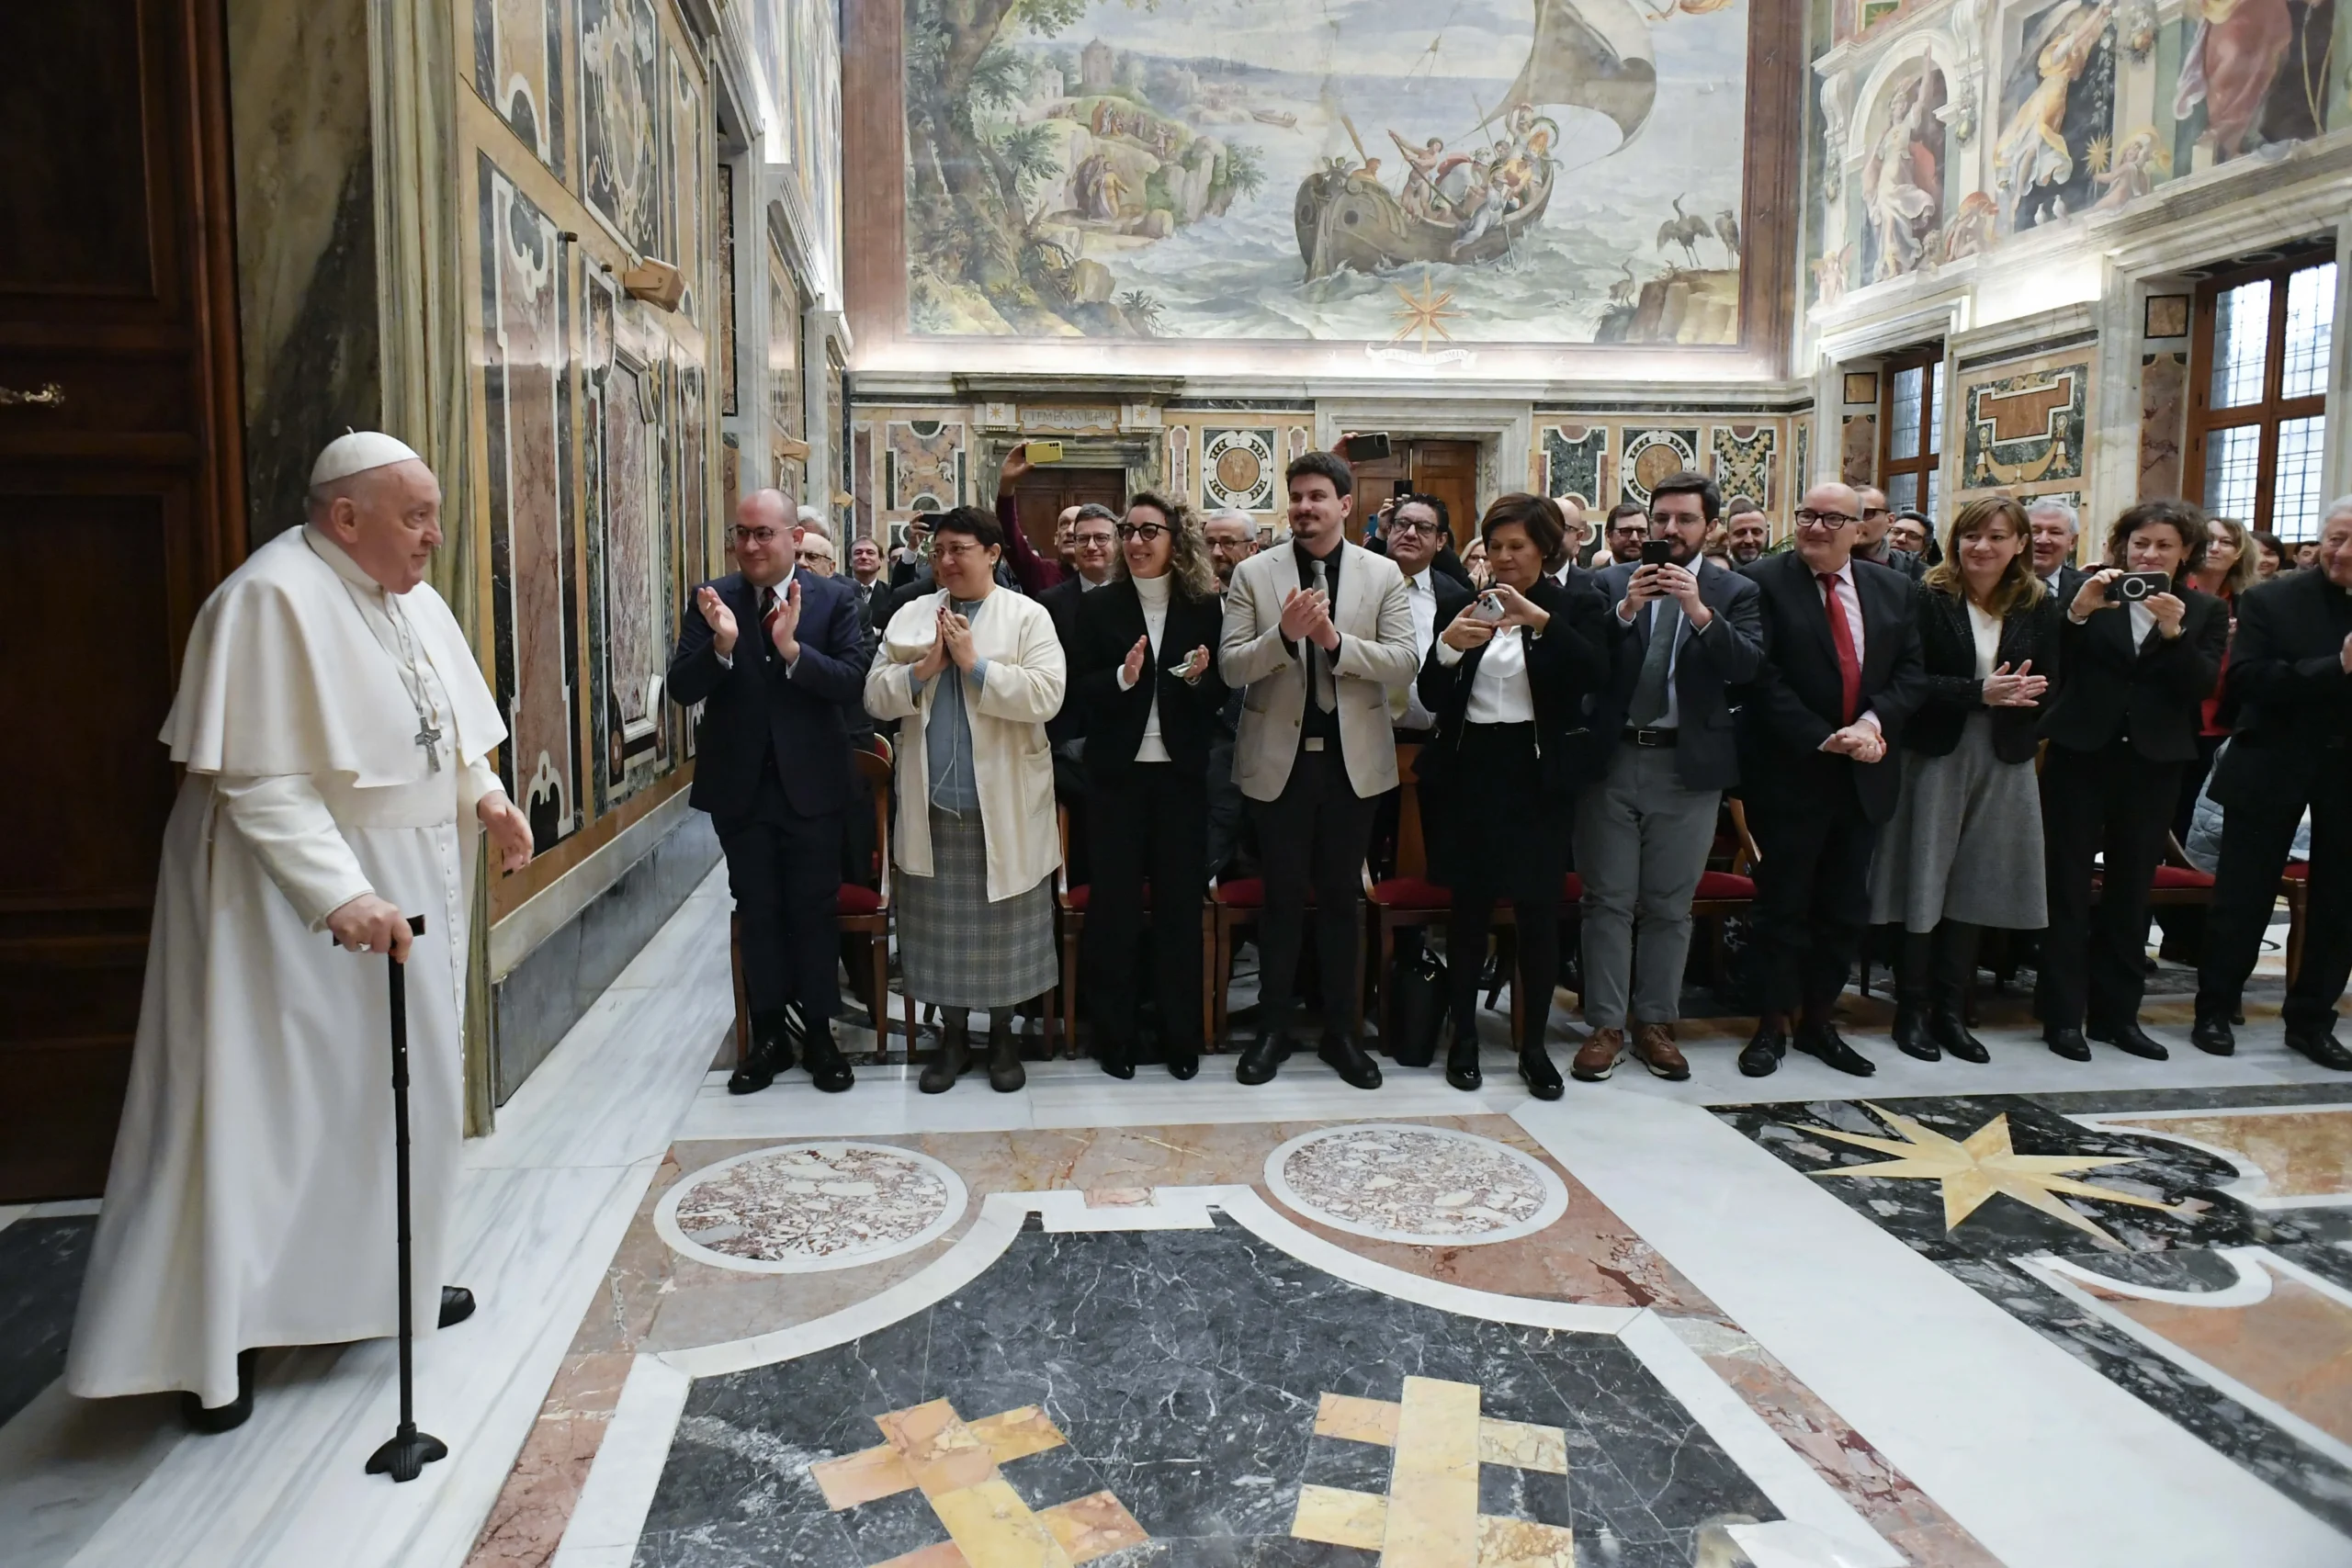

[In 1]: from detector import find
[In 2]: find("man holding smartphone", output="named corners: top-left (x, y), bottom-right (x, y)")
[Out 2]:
top-left (1574, 472), bottom-right (1764, 1081)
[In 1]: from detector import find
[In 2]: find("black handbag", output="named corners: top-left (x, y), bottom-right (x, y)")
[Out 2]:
top-left (1384, 946), bottom-right (1448, 1067)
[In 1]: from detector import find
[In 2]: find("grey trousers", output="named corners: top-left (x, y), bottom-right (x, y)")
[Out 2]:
top-left (1574, 744), bottom-right (1721, 1029)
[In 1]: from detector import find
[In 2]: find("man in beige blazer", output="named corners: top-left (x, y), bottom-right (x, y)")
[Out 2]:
top-left (1219, 450), bottom-right (1420, 1088)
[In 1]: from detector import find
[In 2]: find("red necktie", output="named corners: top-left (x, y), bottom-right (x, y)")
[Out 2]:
top-left (1817, 571), bottom-right (1861, 725)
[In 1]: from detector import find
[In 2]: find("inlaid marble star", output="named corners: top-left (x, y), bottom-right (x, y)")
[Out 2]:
top-left (1810, 1105), bottom-right (2177, 1244)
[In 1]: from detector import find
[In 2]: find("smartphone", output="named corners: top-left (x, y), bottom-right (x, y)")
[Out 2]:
top-left (2111, 570), bottom-right (2172, 602)
top-left (1640, 538), bottom-right (1676, 567)
top-left (1340, 432), bottom-right (1393, 464)
top-left (1470, 591), bottom-right (1507, 623)
top-left (1394, 479), bottom-right (1415, 500)
top-left (1026, 439), bottom-right (1065, 465)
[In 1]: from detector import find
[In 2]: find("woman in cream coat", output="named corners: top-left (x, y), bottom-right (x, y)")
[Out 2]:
top-left (865, 504), bottom-right (1066, 1093)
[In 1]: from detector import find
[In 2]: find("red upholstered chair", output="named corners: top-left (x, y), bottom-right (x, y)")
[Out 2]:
top-left (729, 739), bottom-right (900, 1065)
top-left (1688, 797), bottom-right (1761, 987)
top-left (1367, 743), bottom-right (1521, 1043)
top-left (1056, 805), bottom-right (1216, 1060)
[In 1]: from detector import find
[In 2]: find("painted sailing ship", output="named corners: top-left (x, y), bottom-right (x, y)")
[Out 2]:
top-left (1293, 0), bottom-right (1659, 279)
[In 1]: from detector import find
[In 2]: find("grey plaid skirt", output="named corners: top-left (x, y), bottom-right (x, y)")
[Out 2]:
top-left (1869, 713), bottom-right (2048, 933)
top-left (898, 806), bottom-right (1058, 1010)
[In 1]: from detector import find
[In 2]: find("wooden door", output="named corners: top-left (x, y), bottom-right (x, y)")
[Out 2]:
top-left (1011, 468), bottom-right (1125, 560)
top-left (1406, 441), bottom-right (1480, 553)
top-left (0, 0), bottom-right (245, 1200)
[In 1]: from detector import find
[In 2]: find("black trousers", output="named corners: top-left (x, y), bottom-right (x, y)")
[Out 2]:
top-left (2041, 741), bottom-right (2181, 1032)
top-left (2199, 761), bottom-right (2352, 1036)
top-left (1082, 763), bottom-right (1208, 1053)
top-left (1252, 747), bottom-right (1379, 1040)
top-left (1747, 767), bottom-right (1879, 1019)
top-left (718, 774), bottom-right (842, 1024)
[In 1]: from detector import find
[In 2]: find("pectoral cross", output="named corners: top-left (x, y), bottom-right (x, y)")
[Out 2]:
top-left (416, 721), bottom-right (444, 773)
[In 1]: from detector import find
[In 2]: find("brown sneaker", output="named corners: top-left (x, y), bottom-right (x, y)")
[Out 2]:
top-left (1570, 1028), bottom-right (1623, 1083)
top-left (1632, 1022), bottom-right (1691, 1081)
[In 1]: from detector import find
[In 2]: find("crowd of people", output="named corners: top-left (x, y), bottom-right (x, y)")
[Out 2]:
top-left (674, 446), bottom-right (2352, 1100)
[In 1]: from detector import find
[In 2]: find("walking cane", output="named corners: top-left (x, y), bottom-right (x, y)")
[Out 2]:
top-left (360, 913), bottom-right (448, 1483)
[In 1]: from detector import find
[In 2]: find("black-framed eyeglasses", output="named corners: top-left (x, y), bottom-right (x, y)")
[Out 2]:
top-left (1116, 522), bottom-right (1170, 541)
top-left (1860, 505), bottom-right (1890, 519)
top-left (732, 526), bottom-right (786, 546)
top-left (1388, 517), bottom-right (1442, 537)
top-left (1794, 508), bottom-right (1859, 528)
top-left (1073, 532), bottom-right (1117, 549)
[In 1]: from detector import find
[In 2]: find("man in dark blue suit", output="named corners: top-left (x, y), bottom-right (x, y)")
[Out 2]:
top-left (669, 491), bottom-right (868, 1095)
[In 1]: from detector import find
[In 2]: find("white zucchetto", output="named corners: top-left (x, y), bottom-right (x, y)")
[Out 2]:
top-left (309, 430), bottom-right (424, 488)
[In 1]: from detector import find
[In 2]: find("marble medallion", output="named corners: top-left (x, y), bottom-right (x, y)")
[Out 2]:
top-left (1264, 1123), bottom-right (1569, 1247)
top-left (654, 1142), bottom-right (968, 1274)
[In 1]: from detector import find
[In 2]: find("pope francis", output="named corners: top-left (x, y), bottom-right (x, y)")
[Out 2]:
top-left (65, 433), bottom-right (534, 1432)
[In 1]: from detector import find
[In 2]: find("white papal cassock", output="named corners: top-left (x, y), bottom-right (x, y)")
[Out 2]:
top-left (67, 523), bottom-right (506, 1408)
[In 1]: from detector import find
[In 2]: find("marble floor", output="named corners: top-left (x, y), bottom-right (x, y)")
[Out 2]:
top-left (3, 874), bottom-right (2348, 1568)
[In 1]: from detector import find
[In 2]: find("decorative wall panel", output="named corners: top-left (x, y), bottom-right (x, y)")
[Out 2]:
top-left (580, 0), bottom-right (661, 254)
top-left (1542, 426), bottom-right (1607, 509)
top-left (2139, 350), bottom-right (2188, 502)
top-left (472, 0), bottom-right (568, 178)
top-left (1620, 428), bottom-right (1702, 506)
top-left (1201, 428), bottom-right (1277, 513)
top-left (1960, 358), bottom-right (2090, 495)
top-left (1710, 424), bottom-right (1776, 507)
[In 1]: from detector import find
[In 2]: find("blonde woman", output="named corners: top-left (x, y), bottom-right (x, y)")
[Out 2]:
top-left (865, 506), bottom-right (1066, 1093)
top-left (1869, 497), bottom-right (2064, 1063)
top-left (2177, 513), bottom-right (2260, 838)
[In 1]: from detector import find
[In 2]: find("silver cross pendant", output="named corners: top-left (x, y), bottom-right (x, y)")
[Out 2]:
top-left (416, 722), bottom-right (444, 773)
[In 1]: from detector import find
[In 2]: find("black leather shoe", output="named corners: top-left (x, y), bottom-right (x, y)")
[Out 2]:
top-left (1444, 1029), bottom-right (1482, 1092)
top-left (438, 1285), bottom-right (476, 1328)
top-left (1518, 1045), bottom-right (1564, 1100)
top-left (727, 1031), bottom-right (790, 1096)
top-left (1095, 1032), bottom-right (1136, 1079)
top-left (183, 1348), bottom-right (259, 1434)
top-left (1929, 1005), bottom-right (1989, 1064)
top-left (1737, 1024), bottom-right (1786, 1078)
top-left (1236, 1032), bottom-right (1283, 1086)
top-left (2090, 1020), bottom-right (2169, 1061)
top-left (2045, 1026), bottom-right (2091, 1061)
top-left (2285, 1026), bottom-right (2352, 1071)
top-left (1319, 1034), bottom-right (1383, 1090)
top-left (803, 1030), bottom-right (854, 1093)
top-left (1795, 1022), bottom-right (1876, 1077)
top-left (1165, 1050), bottom-right (1198, 1081)
top-left (2189, 1012), bottom-right (2236, 1056)
top-left (1891, 1003), bottom-right (1941, 1062)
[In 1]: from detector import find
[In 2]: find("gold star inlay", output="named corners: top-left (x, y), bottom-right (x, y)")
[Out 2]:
top-left (1811, 1104), bottom-right (2177, 1245)
top-left (1391, 271), bottom-right (1463, 351)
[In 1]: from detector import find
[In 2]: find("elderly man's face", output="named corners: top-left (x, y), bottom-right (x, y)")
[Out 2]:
top-left (1725, 511), bottom-right (1769, 564)
top-left (732, 495), bottom-right (797, 586)
top-left (2315, 510), bottom-right (2352, 589)
top-left (797, 537), bottom-right (836, 576)
top-left (1793, 483), bottom-right (1862, 573)
top-left (1204, 517), bottom-right (1259, 586)
top-left (1386, 502), bottom-right (1444, 574)
top-left (849, 538), bottom-right (882, 581)
top-left (323, 459), bottom-right (445, 594)
top-left (1070, 513), bottom-right (1118, 581)
top-left (2029, 510), bottom-right (2076, 574)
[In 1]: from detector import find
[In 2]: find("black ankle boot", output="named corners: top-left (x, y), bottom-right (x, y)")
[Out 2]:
top-left (1518, 1043), bottom-right (1564, 1100)
top-left (1928, 1001), bottom-right (1988, 1063)
top-left (987, 1015), bottom-right (1026, 1092)
top-left (184, 1348), bottom-right (260, 1434)
top-left (1444, 1019), bottom-right (1482, 1091)
top-left (920, 1017), bottom-right (969, 1094)
top-left (1891, 1001), bottom-right (1941, 1062)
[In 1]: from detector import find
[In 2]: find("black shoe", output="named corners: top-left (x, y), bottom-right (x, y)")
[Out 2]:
top-left (438, 1285), bottom-right (476, 1328)
top-left (1236, 1031), bottom-right (1283, 1085)
top-left (2285, 1026), bottom-right (2352, 1071)
top-left (987, 1017), bottom-right (1026, 1093)
top-left (1096, 1042), bottom-right (1136, 1080)
top-left (1795, 1021), bottom-right (1876, 1077)
top-left (919, 1020), bottom-right (969, 1094)
top-left (1737, 1024), bottom-right (1786, 1078)
top-left (1891, 1003), bottom-right (1941, 1062)
top-left (2089, 1020), bottom-right (2169, 1061)
top-left (2189, 1010), bottom-right (2236, 1056)
top-left (1444, 1025), bottom-right (1482, 1092)
top-left (2045, 1026), bottom-right (2091, 1062)
top-left (1929, 1004), bottom-right (1989, 1064)
top-left (1318, 1034), bottom-right (1383, 1090)
top-left (801, 1029), bottom-right (854, 1093)
top-left (183, 1349), bottom-right (259, 1434)
top-left (1518, 1045), bottom-right (1564, 1100)
top-left (1166, 1050), bottom-right (1198, 1081)
top-left (727, 1030), bottom-right (791, 1096)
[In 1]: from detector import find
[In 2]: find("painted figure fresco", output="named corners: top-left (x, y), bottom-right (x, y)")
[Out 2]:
top-left (1861, 59), bottom-right (1946, 282)
top-left (903, 0), bottom-right (1752, 344)
top-left (2174, 0), bottom-right (2336, 161)
top-left (1995, 0), bottom-right (2118, 232)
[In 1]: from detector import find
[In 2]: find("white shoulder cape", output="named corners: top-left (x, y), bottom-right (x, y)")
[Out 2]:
top-left (160, 527), bottom-right (505, 785)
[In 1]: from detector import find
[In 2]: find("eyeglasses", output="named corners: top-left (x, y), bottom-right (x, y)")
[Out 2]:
top-left (796, 548), bottom-right (831, 562)
top-left (933, 540), bottom-right (990, 562)
top-left (1115, 523), bottom-right (1170, 542)
top-left (1073, 533), bottom-right (1117, 549)
top-left (1388, 518), bottom-right (1442, 537)
top-left (1794, 508), bottom-right (1859, 528)
top-left (1860, 506), bottom-right (1889, 519)
top-left (732, 526), bottom-right (786, 546)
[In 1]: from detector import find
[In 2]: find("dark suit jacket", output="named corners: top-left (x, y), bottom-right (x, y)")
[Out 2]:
top-left (849, 575), bottom-right (893, 630)
top-left (1069, 578), bottom-right (1231, 778)
top-left (1039, 574), bottom-right (1102, 746)
top-left (667, 567), bottom-right (866, 820)
top-left (1589, 557), bottom-right (1765, 791)
top-left (2041, 582), bottom-right (2226, 763)
top-left (2209, 568), bottom-right (2352, 807)
top-left (1736, 551), bottom-right (1928, 823)
top-left (1904, 586), bottom-right (2065, 763)
top-left (1414, 574), bottom-right (1613, 799)
top-left (2046, 563), bottom-right (2091, 607)
top-left (1860, 543), bottom-right (1927, 581)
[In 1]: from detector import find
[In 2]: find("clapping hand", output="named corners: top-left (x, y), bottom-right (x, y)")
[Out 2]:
top-left (1279, 586), bottom-right (1330, 645)
top-left (1174, 645), bottom-right (1213, 683)
top-left (1821, 722), bottom-right (1887, 763)
top-left (1981, 660), bottom-right (2047, 708)
top-left (941, 607), bottom-right (978, 671)
top-left (912, 614), bottom-right (950, 682)
top-left (1122, 635), bottom-right (1150, 688)
top-left (696, 585), bottom-right (739, 657)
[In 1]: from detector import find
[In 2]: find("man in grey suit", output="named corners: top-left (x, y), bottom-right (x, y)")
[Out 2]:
top-left (1220, 451), bottom-right (1421, 1088)
top-left (1571, 470), bottom-right (1765, 1082)
top-left (2030, 497), bottom-right (2090, 603)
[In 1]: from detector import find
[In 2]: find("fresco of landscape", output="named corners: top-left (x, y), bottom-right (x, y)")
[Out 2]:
top-left (903, 0), bottom-right (1754, 345)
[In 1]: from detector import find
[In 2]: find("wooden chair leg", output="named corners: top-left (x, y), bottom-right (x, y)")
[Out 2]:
top-left (868, 936), bottom-right (890, 1064)
top-left (2287, 887), bottom-right (2307, 987)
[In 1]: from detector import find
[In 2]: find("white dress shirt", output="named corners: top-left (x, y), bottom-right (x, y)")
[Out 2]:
top-left (1434, 626), bottom-right (1535, 723)
top-left (1965, 599), bottom-right (2001, 679)
top-left (1398, 569), bottom-right (1440, 731)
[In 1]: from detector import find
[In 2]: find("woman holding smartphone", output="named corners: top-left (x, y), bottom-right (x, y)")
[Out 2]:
top-left (1415, 494), bottom-right (1612, 1098)
top-left (2037, 501), bottom-right (2228, 1062)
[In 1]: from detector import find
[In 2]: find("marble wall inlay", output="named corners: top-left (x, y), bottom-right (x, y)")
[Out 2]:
top-left (1265, 1124), bottom-right (1568, 1247)
top-left (654, 1142), bottom-right (968, 1273)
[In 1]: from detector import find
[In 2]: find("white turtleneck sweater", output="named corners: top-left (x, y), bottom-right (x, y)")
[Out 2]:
top-left (1118, 571), bottom-right (1173, 762)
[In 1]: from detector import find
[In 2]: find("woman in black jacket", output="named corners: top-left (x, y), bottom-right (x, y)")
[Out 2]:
top-left (1868, 497), bottom-right (2063, 1063)
top-left (1069, 492), bottom-right (1229, 1079)
top-left (1416, 493), bottom-right (1612, 1099)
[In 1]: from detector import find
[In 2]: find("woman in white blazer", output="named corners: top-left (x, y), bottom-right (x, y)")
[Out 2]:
top-left (865, 505), bottom-right (1066, 1093)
